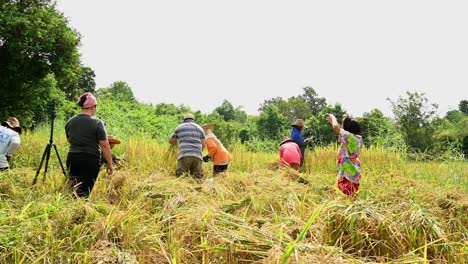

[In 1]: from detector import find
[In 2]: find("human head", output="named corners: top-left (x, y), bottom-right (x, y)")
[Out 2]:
top-left (108, 135), bottom-right (121, 149)
top-left (77, 92), bottom-right (97, 109)
top-left (292, 119), bottom-right (306, 130)
top-left (201, 124), bottom-right (214, 131)
top-left (1, 117), bottom-right (22, 134)
top-left (342, 115), bottom-right (361, 134)
top-left (183, 113), bottom-right (195, 121)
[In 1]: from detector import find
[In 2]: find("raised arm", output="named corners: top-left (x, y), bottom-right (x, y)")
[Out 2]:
top-left (326, 114), bottom-right (341, 134)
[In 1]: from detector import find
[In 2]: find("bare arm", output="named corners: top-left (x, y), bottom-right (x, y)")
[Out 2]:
top-left (326, 114), bottom-right (342, 134)
top-left (99, 140), bottom-right (114, 176)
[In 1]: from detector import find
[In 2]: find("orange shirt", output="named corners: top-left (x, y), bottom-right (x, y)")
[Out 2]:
top-left (205, 137), bottom-right (230, 165)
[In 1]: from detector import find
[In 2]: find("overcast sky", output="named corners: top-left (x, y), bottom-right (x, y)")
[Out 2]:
top-left (55, 0), bottom-right (468, 117)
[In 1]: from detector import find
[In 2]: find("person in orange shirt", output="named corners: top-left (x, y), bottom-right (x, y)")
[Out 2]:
top-left (201, 124), bottom-right (231, 175)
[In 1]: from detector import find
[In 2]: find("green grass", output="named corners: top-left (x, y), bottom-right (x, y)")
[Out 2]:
top-left (0, 129), bottom-right (466, 263)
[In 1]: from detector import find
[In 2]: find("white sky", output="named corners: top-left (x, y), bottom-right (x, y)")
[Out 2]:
top-left (56, 0), bottom-right (468, 117)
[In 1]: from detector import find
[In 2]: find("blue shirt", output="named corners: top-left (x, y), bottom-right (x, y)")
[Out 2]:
top-left (171, 120), bottom-right (205, 160)
top-left (290, 126), bottom-right (304, 146)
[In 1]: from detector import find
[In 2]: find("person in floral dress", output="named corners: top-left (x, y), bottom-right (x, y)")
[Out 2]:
top-left (326, 114), bottom-right (363, 198)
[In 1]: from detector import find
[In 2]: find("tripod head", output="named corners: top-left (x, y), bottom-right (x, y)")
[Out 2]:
top-left (50, 100), bottom-right (57, 119)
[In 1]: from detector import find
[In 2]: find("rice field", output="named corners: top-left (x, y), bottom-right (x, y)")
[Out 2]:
top-left (0, 130), bottom-right (466, 263)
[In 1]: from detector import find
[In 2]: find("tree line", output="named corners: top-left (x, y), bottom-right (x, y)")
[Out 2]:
top-left (1, 0), bottom-right (467, 159)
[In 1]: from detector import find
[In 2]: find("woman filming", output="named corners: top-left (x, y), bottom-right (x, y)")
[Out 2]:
top-left (65, 92), bottom-right (113, 198)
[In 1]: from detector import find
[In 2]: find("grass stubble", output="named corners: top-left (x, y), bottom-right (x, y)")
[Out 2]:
top-left (0, 131), bottom-right (466, 263)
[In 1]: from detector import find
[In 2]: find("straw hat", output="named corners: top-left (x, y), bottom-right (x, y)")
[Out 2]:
top-left (1, 117), bottom-right (22, 134)
top-left (108, 135), bottom-right (121, 144)
top-left (201, 124), bottom-right (214, 130)
top-left (280, 137), bottom-right (294, 146)
top-left (292, 119), bottom-right (307, 128)
top-left (183, 113), bottom-right (195, 120)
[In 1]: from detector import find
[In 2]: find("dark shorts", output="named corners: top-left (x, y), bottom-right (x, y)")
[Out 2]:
top-left (213, 164), bottom-right (228, 175)
top-left (67, 152), bottom-right (101, 198)
top-left (176, 156), bottom-right (203, 179)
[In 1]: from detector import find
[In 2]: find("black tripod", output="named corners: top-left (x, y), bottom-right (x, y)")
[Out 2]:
top-left (33, 101), bottom-right (67, 185)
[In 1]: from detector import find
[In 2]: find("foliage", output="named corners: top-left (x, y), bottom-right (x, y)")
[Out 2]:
top-left (307, 103), bottom-right (347, 146)
top-left (459, 99), bottom-right (468, 115)
top-left (299, 86), bottom-right (327, 116)
top-left (431, 110), bottom-right (468, 160)
top-left (256, 105), bottom-right (289, 141)
top-left (213, 99), bottom-right (247, 123)
top-left (94, 97), bottom-right (179, 140)
top-left (0, 0), bottom-right (94, 126)
top-left (259, 87), bottom-right (326, 122)
top-left (359, 109), bottom-right (406, 151)
top-left (96, 81), bottom-right (136, 102)
top-left (388, 91), bottom-right (438, 151)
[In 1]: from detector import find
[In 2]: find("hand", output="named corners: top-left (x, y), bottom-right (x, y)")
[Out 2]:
top-left (203, 155), bottom-right (210, 162)
top-left (305, 136), bottom-right (314, 142)
top-left (107, 163), bottom-right (114, 176)
top-left (326, 114), bottom-right (337, 125)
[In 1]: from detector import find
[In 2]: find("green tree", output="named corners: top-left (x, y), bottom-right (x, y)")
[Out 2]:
top-left (258, 87), bottom-right (326, 122)
top-left (308, 103), bottom-right (347, 145)
top-left (388, 91), bottom-right (438, 151)
top-left (214, 99), bottom-right (247, 123)
top-left (107, 81), bottom-right (136, 101)
top-left (299, 87), bottom-right (327, 116)
top-left (256, 105), bottom-right (289, 140)
top-left (153, 103), bottom-right (190, 116)
top-left (432, 110), bottom-right (468, 159)
top-left (258, 97), bottom-right (293, 119)
top-left (0, 0), bottom-right (93, 126)
top-left (459, 100), bottom-right (468, 115)
top-left (359, 109), bottom-right (405, 150)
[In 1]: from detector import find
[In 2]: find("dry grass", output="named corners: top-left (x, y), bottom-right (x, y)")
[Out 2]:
top-left (0, 131), bottom-right (466, 263)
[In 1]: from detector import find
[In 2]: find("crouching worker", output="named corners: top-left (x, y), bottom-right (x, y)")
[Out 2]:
top-left (101, 135), bottom-right (123, 167)
top-left (169, 114), bottom-right (205, 181)
top-left (0, 118), bottom-right (22, 171)
top-left (279, 138), bottom-right (302, 171)
top-left (201, 124), bottom-right (230, 175)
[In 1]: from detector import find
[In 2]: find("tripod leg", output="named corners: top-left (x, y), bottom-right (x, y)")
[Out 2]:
top-left (53, 144), bottom-right (67, 177)
top-left (42, 144), bottom-right (52, 183)
top-left (33, 144), bottom-right (50, 185)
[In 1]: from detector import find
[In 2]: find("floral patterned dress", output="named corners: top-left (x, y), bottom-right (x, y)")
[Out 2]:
top-left (336, 129), bottom-right (363, 183)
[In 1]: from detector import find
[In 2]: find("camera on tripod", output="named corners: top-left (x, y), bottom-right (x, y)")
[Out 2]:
top-left (32, 100), bottom-right (67, 185)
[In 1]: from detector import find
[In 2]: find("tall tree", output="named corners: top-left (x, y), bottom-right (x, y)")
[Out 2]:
top-left (213, 99), bottom-right (247, 122)
top-left (308, 103), bottom-right (347, 145)
top-left (359, 109), bottom-right (405, 149)
top-left (299, 87), bottom-right (327, 116)
top-left (108, 81), bottom-right (136, 102)
top-left (388, 91), bottom-right (438, 151)
top-left (256, 105), bottom-right (289, 140)
top-left (258, 87), bottom-right (326, 122)
top-left (0, 0), bottom-right (93, 126)
top-left (459, 100), bottom-right (468, 115)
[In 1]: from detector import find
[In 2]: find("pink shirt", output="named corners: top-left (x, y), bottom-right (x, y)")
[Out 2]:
top-left (279, 141), bottom-right (302, 167)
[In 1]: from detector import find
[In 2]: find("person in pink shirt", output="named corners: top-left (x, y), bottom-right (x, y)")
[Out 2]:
top-left (279, 138), bottom-right (302, 170)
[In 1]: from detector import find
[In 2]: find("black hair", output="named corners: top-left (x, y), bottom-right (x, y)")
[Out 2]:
top-left (342, 117), bottom-right (361, 134)
top-left (78, 94), bottom-right (87, 107)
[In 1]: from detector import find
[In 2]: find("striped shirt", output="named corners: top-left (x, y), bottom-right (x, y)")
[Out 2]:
top-left (171, 120), bottom-right (205, 160)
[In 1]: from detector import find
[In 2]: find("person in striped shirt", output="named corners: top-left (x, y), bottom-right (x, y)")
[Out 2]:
top-left (169, 114), bottom-right (205, 180)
